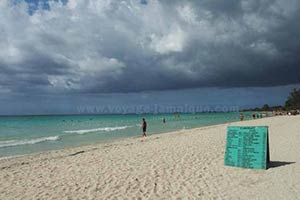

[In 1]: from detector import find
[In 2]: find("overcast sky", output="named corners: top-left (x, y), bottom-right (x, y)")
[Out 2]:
top-left (0, 0), bottom-right (300, 115)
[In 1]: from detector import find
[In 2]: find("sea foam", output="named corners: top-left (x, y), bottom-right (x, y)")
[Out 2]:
top-left (0, 136), bottom-right (60, 148)
top-left (64, 126), bottom-right (131, 135)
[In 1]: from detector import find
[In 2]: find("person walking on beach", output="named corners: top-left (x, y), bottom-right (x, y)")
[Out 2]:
top-left (142, 118), bottom-right (147, 137)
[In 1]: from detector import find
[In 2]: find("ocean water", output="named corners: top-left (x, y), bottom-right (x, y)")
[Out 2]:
top-left (0, 112), bottom-right (258, 157)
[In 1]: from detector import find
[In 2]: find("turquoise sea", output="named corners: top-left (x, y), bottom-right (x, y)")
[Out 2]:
top-left (0, 112), bottom-right (261, 157)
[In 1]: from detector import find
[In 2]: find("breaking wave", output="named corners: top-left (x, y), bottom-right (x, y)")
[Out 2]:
top-left (64, 126), bottom-right (131, 135)
top-left (0, 136), bottom-right (60, 148)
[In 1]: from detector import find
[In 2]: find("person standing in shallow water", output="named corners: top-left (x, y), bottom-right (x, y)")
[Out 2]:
top-left (240, 113), bottom-right (244, 121)
top-left (142, 118), bottom-right (147, 137)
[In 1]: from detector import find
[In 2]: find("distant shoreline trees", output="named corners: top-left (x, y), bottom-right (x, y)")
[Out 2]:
top-left (285, 88), bottom-right (300, 110)
top-left (242, 88), bottom-right (300, 112)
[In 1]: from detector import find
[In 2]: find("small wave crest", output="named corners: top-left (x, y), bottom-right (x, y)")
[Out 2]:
top-left (0, 136), bottom-right (60, 148)
top-left (64, 126), bottom-right (131, 135)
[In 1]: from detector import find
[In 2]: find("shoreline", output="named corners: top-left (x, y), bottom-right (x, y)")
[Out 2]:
top-left (0, 114), bottom-right (267, 162)
top-left (0, 122), bottom-right (226, 163)
top-left (0, 112), bottom-right (250, 159)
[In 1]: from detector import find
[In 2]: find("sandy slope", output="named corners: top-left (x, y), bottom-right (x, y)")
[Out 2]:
top-left (0, 115), bottom-right (300, 200)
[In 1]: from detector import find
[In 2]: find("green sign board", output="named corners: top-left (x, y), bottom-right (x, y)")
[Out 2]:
top-left (224, 126), bottom-right (270, 169)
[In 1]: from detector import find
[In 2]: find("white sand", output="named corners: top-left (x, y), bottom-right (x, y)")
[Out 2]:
top-left (0, 115), bottom-right (300, 200)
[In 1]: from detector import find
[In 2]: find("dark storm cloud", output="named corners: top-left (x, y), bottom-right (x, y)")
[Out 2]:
top-left (0, 0), bottom-right (300, 94)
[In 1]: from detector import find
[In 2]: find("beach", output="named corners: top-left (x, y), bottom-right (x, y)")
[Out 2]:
top-left (0, 115), bottom-right (299, 200)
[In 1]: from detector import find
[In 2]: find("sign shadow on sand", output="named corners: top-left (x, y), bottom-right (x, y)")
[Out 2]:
top-left (268, 161), bottom-right (295, 169)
